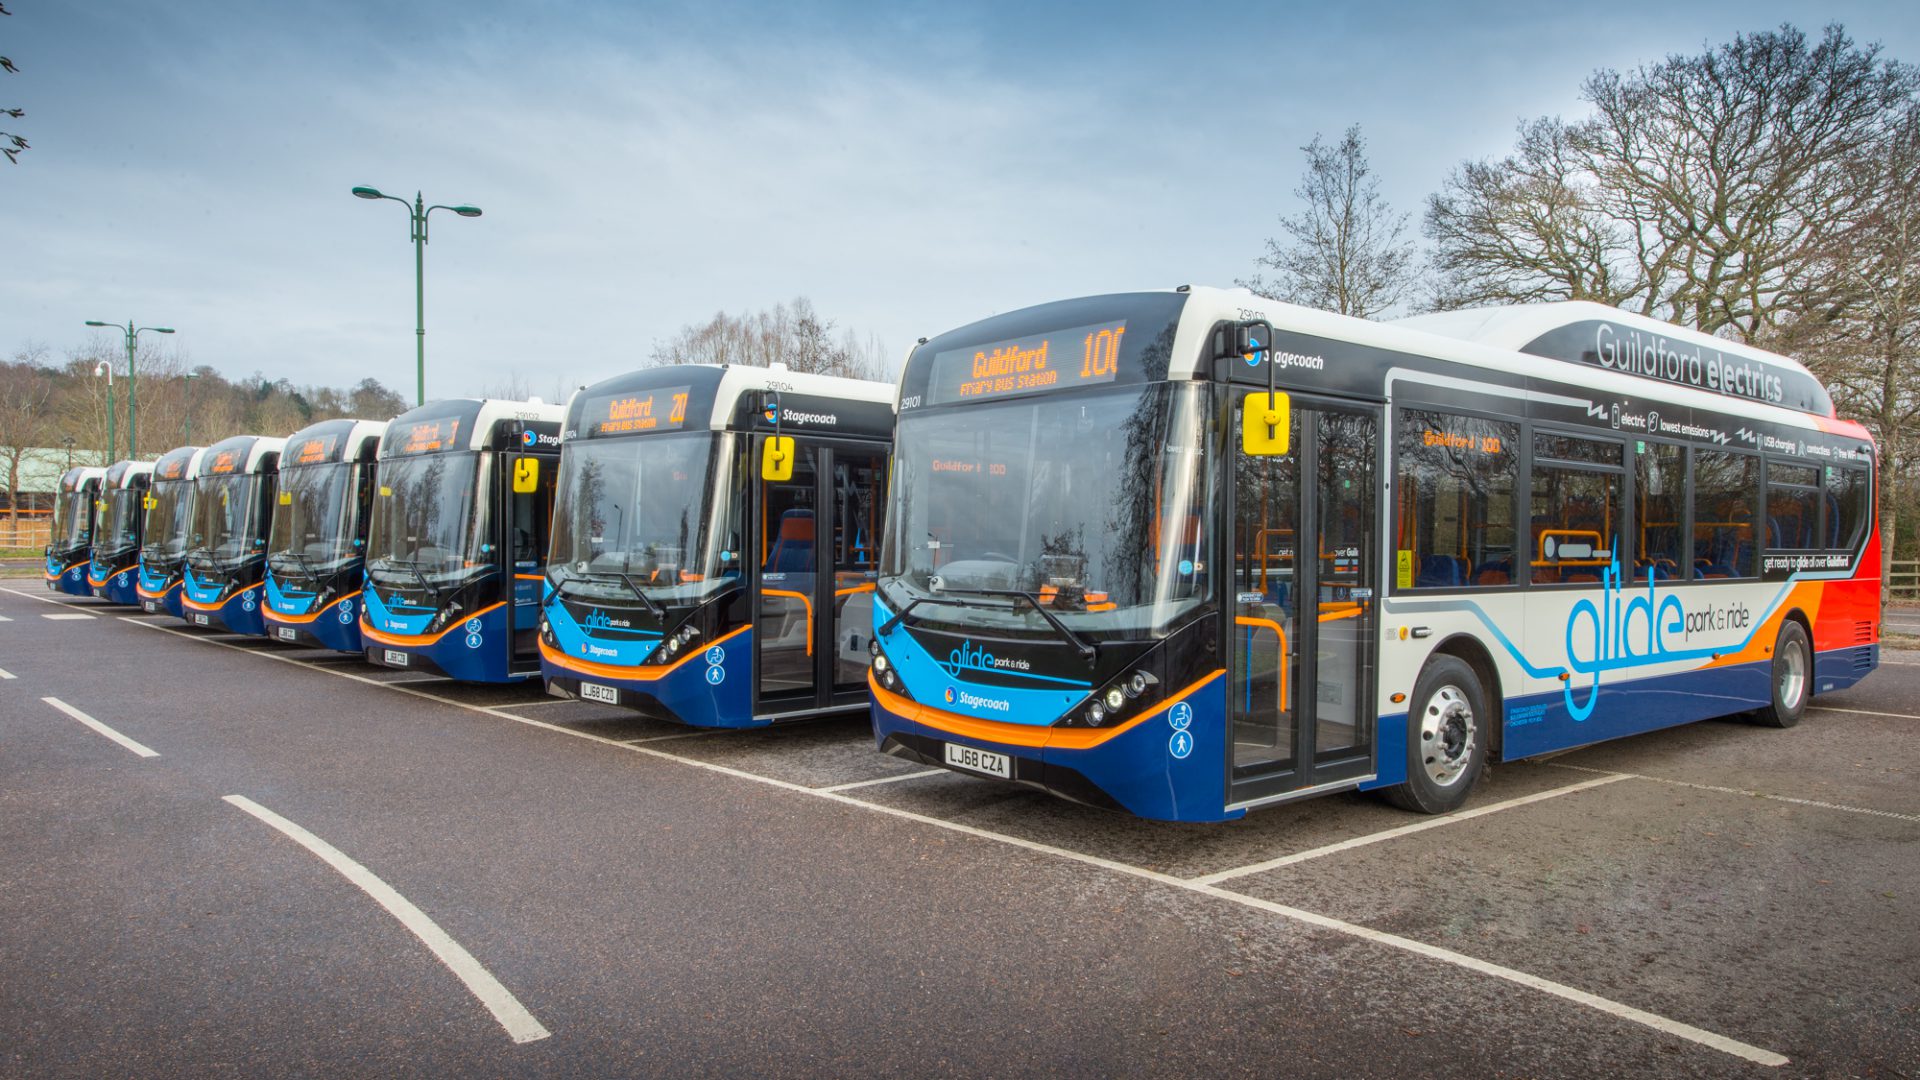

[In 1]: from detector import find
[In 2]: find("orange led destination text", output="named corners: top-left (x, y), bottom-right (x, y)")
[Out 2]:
top-left (1423, 429), bottom-right (1503, 454)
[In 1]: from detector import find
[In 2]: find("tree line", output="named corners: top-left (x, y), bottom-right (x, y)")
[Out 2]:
top-left (1242, 23), bottom-right (1920, 580)
top-left (0, 340), bottom-right (408, 518)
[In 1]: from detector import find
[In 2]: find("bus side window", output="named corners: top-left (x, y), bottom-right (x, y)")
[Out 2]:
top-left (1394, 409), bottom-right (1518, 590)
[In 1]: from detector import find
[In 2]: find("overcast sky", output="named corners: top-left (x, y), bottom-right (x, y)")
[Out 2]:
top-left (6, 0), bottom-right (1918, 402)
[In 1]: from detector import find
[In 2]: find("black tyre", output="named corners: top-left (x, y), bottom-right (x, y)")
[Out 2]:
top-left (1753, 620), bottom-right (1811, 729)
top-left (1382, 654), bottom-right (1487, 814)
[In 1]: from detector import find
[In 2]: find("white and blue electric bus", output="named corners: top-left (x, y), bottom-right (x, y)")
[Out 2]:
top-left (539, 364), bottom-right (895, 726)
top-left (181, 434), bottom-right (287, 634)
top-left (262, 417), bottom-right (389, 651)
top-left (137, 445), bottom-right (205, 616)
top-left (868, 288), bottom-right (1880, 822)
top-left (44, 466), bottom-right (105, 597)
top-left (360, 398), bottom-right (564, 682)
top-left (87, 459), bottom-right (155, 604)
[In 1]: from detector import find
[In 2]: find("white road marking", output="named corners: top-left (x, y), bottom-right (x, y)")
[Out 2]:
top-left (1189, 774), bottom-right (1634, 885)
top-left (1551, 764), bottom-right (1920, 823)
top-left (0, 613), bottom-right (13, 622)
top-left (127, 615), bottom-right (1790, 1067)
top-left (820, 768), bottom-right (946, 793)
top-left (222, 794), bottom-right (550, 1045)
top-left (41, 612), bottom-right (96, 621)
top-left (41, 697), bottom-right (160, 758)
top-left (621, 729), bottom-right (726, 744)
top-left (0, 585), bottom-right (87, 607)
top-left (1809, 705), bottom-right (1920, 720)
top-left (0, 666), bottom-right (15, 679)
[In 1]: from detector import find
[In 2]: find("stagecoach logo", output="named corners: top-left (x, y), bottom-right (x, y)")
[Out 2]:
top-left (520, 430), bottom-right (561, 448)
top-left (522, 430), bottom-right (537, 447)
top-left (944, 686), bottom-right (956, 704)
top-left (763, 403), bottom-right (778, 423)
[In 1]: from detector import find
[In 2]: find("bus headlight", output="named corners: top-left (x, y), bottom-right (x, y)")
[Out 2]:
top-left (1104, 687), bottom-right (1126, 711)
top-left (870, 641), bottom-right (914, 701)
top-left (1064, 669), bottom-right (1160, 729)
top-left (873, 654), bottom-right (889, 674)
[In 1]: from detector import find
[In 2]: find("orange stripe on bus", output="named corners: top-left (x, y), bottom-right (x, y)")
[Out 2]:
top-left (869, 668), bottom-right (1226, 752)
top-left (267, 590), bottom-right (362, 625)
top-left (540, 623), bottom-right (751, 682)
top-left (359, 602), bottom-right (507, 646)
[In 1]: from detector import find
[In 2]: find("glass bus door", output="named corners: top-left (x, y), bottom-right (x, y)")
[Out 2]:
top-left (753, 437), bottom-right (888, 717)
top-left (1228, 395), bottom-right (1379, 807)
top-left (507, 452), bottom-right (556, 674)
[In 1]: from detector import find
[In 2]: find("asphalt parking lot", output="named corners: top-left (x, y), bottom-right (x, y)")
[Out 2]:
top-left (3, 582), bottom-right (1917, 1078)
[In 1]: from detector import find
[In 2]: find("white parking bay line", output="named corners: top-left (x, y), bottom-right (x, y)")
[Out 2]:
top-left (1809, 705), bottom-right (1920, 721)
top-left (0, 667), bottom-right (15, 679)
top-left (41, 612), bottom-right (96, 621)
top-left (1551, 764), bottom-right (1920, 824)
top-left (820, 768), bottom-right (946, 793)
top-left (222, 795), bottom-right (550, 1045)
top-left (1189, 774), bottom-right (1634, 886)
top-left (41, 697), bottom-right (160, 758)
top-left (134, 615), bottom-right (1788, 1068)
top-left (0, 613), bottom-right (13, 621)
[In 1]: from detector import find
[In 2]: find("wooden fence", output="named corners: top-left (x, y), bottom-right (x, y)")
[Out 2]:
top-left (0, 518), bottom-right (51, 550)
top-left (1892, 559), bottom-right (1920, 598)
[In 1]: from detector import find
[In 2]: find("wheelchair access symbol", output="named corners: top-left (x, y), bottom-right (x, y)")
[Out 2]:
top-left (1168, 702), bottom-right (1193, 731)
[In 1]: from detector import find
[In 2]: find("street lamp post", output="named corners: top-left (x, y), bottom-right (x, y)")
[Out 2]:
top-left (350, 186), bottom-right (483, 406)
top-left (62, 436), bottom-right (74, 470)
top-left (91, 361), bottom-right (115, 463)
top-left (183, 371), bottom-right (199, 444)
top-left (85, 319), bottom-right (174, 459)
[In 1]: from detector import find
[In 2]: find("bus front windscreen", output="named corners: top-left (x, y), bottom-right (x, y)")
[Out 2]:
top-left (365, 452), bottom-right (490, 590)
top-left (101, 488), bottom-right (143, 553)
top-left (880, 382), bottom-right (1213, 639)
top-left (269, 462), bottom-right (364, 581)
top-left (143, 479), bottom-right (194, 566)
top-left (51, 489), bottom-right (92, 553)
top-left (549, 432), bottom-right (740, 605)
top-left (186, 474), bottom-right (266, 572)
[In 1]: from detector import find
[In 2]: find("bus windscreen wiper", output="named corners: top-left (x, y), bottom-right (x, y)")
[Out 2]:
top-left (898, 586), bottom-right (1098, 660)
top-left (615, 573), bottom-right (668, 620)
top-left (372, 557), bottom-right (439, 602)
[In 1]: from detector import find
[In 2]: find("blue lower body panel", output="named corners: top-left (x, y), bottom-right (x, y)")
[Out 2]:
top-left (871, 672), bottom-right (1236, 823)
top-left (541, 627), bottom-right (756, 727)
top-left (362, 601), bottom-right (524, 682)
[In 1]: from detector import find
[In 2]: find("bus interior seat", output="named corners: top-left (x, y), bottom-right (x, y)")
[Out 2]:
top-left (765, 510), bottom-right (815, 573)
top-left (1471, 560), bottom-right (1510, 586)
top-left (1416, 554), bottom-right (1466, 588)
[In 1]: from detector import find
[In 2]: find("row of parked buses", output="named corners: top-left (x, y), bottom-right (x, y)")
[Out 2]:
top-left (45, 288), bottom-right (1885, 822)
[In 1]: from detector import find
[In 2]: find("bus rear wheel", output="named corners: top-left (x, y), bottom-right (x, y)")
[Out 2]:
top-left (1382, 655), bottom-right (1487, 814)
top-left (1753, 620), bottom-right (1810, 729)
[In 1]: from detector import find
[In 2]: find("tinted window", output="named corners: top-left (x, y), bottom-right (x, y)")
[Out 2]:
top-left (1395, 410), bottom-right (1519, 589)
top-left (1532, 451), bottom-right (1622, 585)
top-left (1829, 467), bottom-right (1869, 550)
top-left (1693, 451), bottom-right (1757, 577)
top-left (1765, 460), bottom-right (1821, 551)
top-left (1635, 442), bottom-right (1686, 580)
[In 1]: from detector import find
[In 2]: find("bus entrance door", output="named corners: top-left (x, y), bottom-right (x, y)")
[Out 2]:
top-left (753, 438), bottom-right (887, 719)
top-left (1228, 396), bottom-right (1379, 808)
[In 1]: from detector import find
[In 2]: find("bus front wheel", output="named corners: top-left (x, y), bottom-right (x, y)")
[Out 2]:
top-left (1383, 655), bottom-right (1487, 814)
top-left (1754, 620), bottom-right (1811, 729)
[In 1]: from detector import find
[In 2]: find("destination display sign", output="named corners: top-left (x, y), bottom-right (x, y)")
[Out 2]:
top-left (156, 452), bottom-right (194, 480)
top-left (208, 449), bottom-right (241, 474)
top-left (579, 384), bottom-right (692, 437)
top-left (397, 418), bottom-right (462, 455)
top-left (292, 433), bottom-right (342, 465)
top-left (926, 320), bottom-right (1128, 405)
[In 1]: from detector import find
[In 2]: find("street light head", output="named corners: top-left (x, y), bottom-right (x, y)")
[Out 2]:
top-left (84, 320), bottom-right (109, 327)
top-left (352, 186), bottom-right (385, 200)
top-left (93, 362), bottom-right (108, 377)
top-left (153, 328), bottom-right (175, 334)
top-left (453, 205), bottom-right (483, 218)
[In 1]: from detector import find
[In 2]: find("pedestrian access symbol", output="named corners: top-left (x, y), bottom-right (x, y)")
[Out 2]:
top-left (1169, 729), bottom-right (1194, 759)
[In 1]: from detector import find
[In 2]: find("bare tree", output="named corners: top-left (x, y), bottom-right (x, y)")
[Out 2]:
top-left (1239, 126), bottom-right (1418, 318)
top-left (1797, 104), bottom-right (1920, 599)
top-left (0, 2), bottom-right (27, 166)
top-left (649, 297), bottom-right (890, 380)
top-left (0, 345), bottom-right (54, 521)
top-left (1425, 24), bottom-right (1917, 340)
